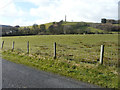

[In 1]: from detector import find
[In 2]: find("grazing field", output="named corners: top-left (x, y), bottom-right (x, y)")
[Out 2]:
top-left (1, 34), bottom-right (119, 88)
top-left (1, 34), bottom-right (118, 66)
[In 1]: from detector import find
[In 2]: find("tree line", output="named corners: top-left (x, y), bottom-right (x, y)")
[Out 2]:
top-left (2, 20), bottom-right (119, 36)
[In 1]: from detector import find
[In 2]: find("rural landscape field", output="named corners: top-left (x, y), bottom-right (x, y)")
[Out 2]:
top-left (2, 34), bottom-right (118, 66)
top-left (1, 34), bottom-right (119, 88)
top-left (1, 0), bottom-right (119, 88)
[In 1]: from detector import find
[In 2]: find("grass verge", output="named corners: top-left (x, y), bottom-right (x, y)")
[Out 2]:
top-left (2, 50), bottom-right (119, 88)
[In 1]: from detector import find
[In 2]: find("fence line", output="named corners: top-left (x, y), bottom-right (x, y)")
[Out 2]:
top-left (1, 41), bottom-right (118, 67)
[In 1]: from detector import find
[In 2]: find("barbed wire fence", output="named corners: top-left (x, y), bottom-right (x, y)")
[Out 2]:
top-left (1, 38), bottom-right (118, 67)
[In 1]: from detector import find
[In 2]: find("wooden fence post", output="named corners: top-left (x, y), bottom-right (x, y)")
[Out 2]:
top-left (100, 45), bottom-right (104, 65)
top-left (54, 42), bottom-right (56, 59)
top-left (27, 41), bottom-right (29, 54)
top-left (12, 41), bottom-right (15, 51)
top-left (1, 41), bottom-right (4, 49)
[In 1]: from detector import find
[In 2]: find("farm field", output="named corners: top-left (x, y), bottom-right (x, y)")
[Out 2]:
top-left (1, 34), bottom-right (118, 66)
top-left (1, 34), bottom-right (119, 88)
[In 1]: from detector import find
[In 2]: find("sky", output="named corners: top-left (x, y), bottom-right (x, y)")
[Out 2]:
top-left (0, 0), bottom-right (119, 26)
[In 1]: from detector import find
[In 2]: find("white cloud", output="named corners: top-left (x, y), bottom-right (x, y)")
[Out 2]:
top-left (0, 0), bottom-right (29, 26)
top-left (29, 0), bottom-right (119, 23)
top-left (12, 18), bottom-right (34, 26)
top-left (0, 0), bottom-right (119, 26)
top-left (0, 0), bottom-right (13, 9)
top-left (0, 0), bottom-right (26, 17)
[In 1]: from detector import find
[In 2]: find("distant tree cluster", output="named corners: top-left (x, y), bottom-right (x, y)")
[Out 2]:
top-left (48, 20), bottom-right (64, 34)
top-left (89, 23), bottom-right (119, 32)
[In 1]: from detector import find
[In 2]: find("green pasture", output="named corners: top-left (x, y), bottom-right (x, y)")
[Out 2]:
top-left (1, 34), bottom-right (119, 88)
top-left (1, 34), bottom-right (118, 66)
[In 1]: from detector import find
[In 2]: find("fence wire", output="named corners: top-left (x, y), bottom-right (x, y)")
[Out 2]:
top-left (1, 34), bottom-right (118, 67)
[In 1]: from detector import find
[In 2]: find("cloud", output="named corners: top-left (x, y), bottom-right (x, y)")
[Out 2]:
top-left (29, 0), bottom-right (119, 23)
top-left (0, 0), bottom-right (30, 26)
top-left (12, 18), bottom-right (34, 26)
top-left (0, 0), bottom-right (26, 17)
top-left (0, 0), bottom-right (119, 26)
top-left (118, 1), bottom-right (120, 19)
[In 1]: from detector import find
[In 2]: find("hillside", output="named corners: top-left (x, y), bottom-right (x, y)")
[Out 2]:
top-left (2, 21), bottom-right (119, 36)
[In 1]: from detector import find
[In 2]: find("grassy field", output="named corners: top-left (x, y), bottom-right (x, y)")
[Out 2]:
top-left (19, 22), bottom-right (119, 35)
top-left (1, 34), bottom-right (119, 88)
top-left (1, 34), bottom-right (118, 66)
top-left (2, 51), bottom-right (118, 88)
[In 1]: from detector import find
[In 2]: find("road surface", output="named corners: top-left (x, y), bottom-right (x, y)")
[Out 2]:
top-left (2, 59), bottom-right (100, 88)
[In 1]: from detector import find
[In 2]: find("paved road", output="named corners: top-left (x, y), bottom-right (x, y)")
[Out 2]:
top-left (2, 59), bottom-right (100, 88)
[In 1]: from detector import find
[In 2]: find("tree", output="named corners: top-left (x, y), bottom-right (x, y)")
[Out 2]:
top-left (15, 25), bottom-right (20, 28)
top-left (53, 22), bottom-right (56, 24)
top-left (101, 18), bottom-right (106, 23)
top-left (33, 24), bottom-right (38, 29)
top-left (40, 24), bottom-right (46, 32)
top-left (48, 25), bottom-right (55, 34)
top-left (11, 25), bottom-right (20, 35)
top-left (32, 24), bottom-right (40, 34)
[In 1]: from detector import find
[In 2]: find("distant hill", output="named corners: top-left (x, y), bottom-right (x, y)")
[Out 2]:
top-left (0, 25), bottom-right (12, 27)
top-left (2, 21), bottom-right (119, 36)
